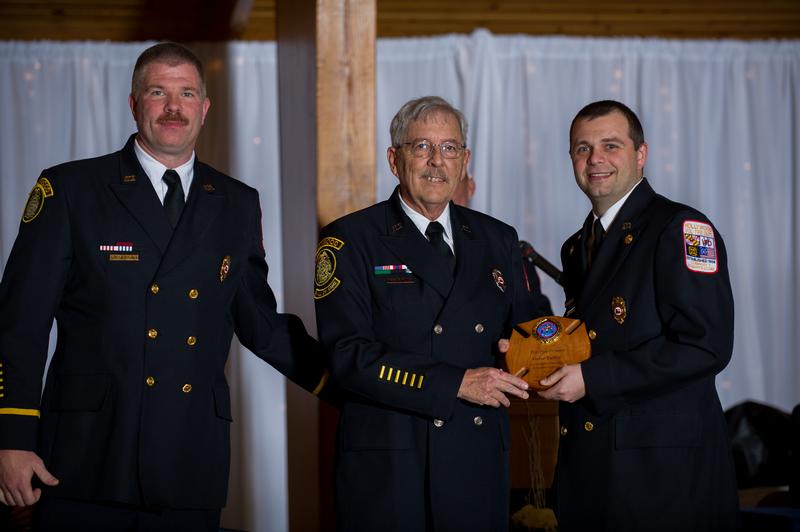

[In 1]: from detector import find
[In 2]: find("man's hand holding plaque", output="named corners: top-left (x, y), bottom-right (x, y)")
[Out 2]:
top-left (503, 316), bottom-right (591, 391)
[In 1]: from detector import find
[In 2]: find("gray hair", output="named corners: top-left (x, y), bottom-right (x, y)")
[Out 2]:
top-left (390, 96), bottom-right (468, 147)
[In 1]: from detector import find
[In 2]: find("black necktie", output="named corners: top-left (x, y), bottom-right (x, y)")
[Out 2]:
top-left (425, 221), bottom-right (455, 273)
top-left (162, 169), bottom-right (185, 228)
top-left (587, 217), bottom-right (605, 268)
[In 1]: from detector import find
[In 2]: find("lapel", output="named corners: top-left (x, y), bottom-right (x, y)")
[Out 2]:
top-left (579, 179), bottom-right (657, 310)
top-left (157, 159), bottom-right (226, 276)
top-left (108, 135), bottom-right (173, 254)
top-left (445, 206), bottom-right (487, 309)
top-left (378, 188), bottom-right (454, 299)
top-left (108, 135), bottom-right (226, 275)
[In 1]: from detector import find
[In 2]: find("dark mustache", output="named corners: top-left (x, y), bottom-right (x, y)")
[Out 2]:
top-left (157, 112), bottom-right (188, 125)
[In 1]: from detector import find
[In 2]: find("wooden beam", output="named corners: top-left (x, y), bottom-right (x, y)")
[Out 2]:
top-left (316, 0), bottom-right (377, 227)
top-left (276, 0), bottom-right (375, 530)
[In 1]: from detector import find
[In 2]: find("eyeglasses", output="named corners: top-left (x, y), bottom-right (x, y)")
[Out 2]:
top-left (400, 139), bottom-right (466, 159)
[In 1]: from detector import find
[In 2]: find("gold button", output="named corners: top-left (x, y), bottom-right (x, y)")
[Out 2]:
top-left (473, 416), bottom-right (483, 426)
top-left (186, 336), bottom-right (197, 346)
top-left (560, 426), bottom-right (568, 436)
top-left (433, 324), bottom-right (443, 335)
top-left (150, 283), bottom-right (159, 295)
top-left (584, 421), bottom-right (594, 432)
top-left (147, 328), bottom-right (158, 339)
top-left (433, 419), bottom-right (445, 428)
top-left (474, 323), bottom-right (485, 334)
top-left (182, 383), bottom-right (192, 393)
top-left (588, 329), bottom-right (597, 340)
top-left (145, 376), bottom-right (155, 387)
top-left (188, 289), bottom-right (199, 299)
top-left (624, 234), bottom-right (634, 245)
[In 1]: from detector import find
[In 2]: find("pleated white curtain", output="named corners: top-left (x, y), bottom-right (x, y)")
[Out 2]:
top-left (1, 32), bottom-right (799, 531)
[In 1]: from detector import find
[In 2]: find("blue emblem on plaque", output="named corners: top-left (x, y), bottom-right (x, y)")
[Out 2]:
top-left (536, 320), bottom-right (558, 340)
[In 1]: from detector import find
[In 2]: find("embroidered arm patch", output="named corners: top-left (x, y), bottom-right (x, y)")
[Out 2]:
top-left (22, 177), bottom-right (54, 223)
top-left (683, 220), bottom-right (718, 273)
top-left (315, 237), bottom-right (344, 299)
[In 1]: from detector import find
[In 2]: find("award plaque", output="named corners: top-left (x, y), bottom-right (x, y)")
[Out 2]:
top-left (504, 316), bottom-right (591, 390)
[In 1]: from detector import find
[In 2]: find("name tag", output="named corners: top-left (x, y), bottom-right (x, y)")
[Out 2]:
top-left (108, 253), bottom-right (139, 262)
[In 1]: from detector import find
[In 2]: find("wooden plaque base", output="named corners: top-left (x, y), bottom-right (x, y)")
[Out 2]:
top-left (504, 316), bottom-right (591, 390)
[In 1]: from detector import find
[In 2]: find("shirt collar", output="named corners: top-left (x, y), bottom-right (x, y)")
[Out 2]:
top-left (398, 193), bottom-right (453, 241)
top-left (595, 178), bottom-right (643, 230)
top-left (133, 138), bottom-right (195, 199)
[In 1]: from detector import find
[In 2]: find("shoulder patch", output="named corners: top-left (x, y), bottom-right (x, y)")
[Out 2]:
top-left (683, 220), bottom-right (717, 273)
top-left (37, 177), bottom-right (54, 198)
top-left (314, 237), bottom-right (345, 299)
top-left (21, 177), bottom-right (54, 223)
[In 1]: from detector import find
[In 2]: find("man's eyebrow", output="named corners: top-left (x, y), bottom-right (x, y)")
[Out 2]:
top-left (572, 136), bottom-right (627, 146)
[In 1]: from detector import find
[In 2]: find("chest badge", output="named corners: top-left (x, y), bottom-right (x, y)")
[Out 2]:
top-left (491, 268), bottom-right (506, 293)
top-left (611, 296), bottom-right (627, 324)
top-left (219, 255), bottom-right (231, 282)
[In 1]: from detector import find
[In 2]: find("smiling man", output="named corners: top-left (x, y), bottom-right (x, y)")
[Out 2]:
top-left (0, 42), bottom-right (328, 531)
top-left (541, 100), bottom-right (740, 531)
top-left (314, 96), bottom-right (540, 531)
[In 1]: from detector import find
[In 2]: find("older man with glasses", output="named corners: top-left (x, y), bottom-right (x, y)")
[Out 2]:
top-left (314, 96), bottom-right (542, 531)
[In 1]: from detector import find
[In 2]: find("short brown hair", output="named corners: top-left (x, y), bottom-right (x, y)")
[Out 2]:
top-left (131, 42), bottom-right (206, 98)
top-left (570, 100), bottom-right (645, 150)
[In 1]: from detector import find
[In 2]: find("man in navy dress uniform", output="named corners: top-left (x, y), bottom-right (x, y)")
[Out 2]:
top-left (0, 42), bottom-right (328, 530)
top-left (314, 96), bottom-right (541, 531)
top-left (538, 100), bottom-right (740, 531)
top-left (452, 171), bottom-right (553, 317)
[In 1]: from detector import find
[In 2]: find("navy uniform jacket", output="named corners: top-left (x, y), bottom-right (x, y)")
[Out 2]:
top-left (556, 179), bottom-right (740, 532)
top-left (520, 250), bottom-right (553, 317)
top-left (0, 135), bottom-right (327, 510)
top-left (314, 188), bottom-right (541, 532)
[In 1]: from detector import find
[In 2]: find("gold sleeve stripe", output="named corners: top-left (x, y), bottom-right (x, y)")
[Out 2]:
top-left (417, 376), bottom-right (424, 389)
top-left (0, 408), bottom-right (40, 418)
top-left (394, 371), bottom-right (400, 383)
top-left (410, 374), bottom-right (416, 387)
top-left (312, 370), bottom-right (330, 396)
top-left (387, 368), bottom-right (394, 381)
top-left (402, 372), bottom-right (408, 385)
top-left (379, 365), bottom-right (386, 380)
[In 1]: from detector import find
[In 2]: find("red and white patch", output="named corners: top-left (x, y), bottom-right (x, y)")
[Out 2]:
top-left (683, 220), bottom-right (717, 273)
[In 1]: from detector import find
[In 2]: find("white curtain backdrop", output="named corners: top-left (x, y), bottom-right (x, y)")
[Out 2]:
top-left (1, 32), bottom-right (799, 530)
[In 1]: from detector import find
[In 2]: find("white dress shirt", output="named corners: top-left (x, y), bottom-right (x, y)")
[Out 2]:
top-left (133, 138), bottom-right (195, 205)
top-left (398, 194), bottom-right (455, 254)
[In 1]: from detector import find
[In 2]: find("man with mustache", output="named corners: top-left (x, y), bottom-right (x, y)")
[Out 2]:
top-left (0, 42), bottom-right (329, 530)
top-left (539, 100), bottom-right (740, 531)
top-left (314, 96), bottom-right (540, 531)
